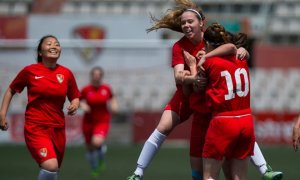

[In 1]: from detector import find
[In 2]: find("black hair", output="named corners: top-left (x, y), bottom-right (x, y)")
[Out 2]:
top-left (36, 35), bottom-right (58, 63)
top-left (90, 66), bottom-right (104, 76)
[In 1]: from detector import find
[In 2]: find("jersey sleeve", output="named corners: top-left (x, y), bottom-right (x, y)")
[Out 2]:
top-left (107, 85), bottom-right (113, 99)
top-left (172, 42), bottom-right (184, 67)
top-left (9, 67), bottom-right (29, 93)
top-left (67, 71), bottom-right (81, 101)
top-left (80, 86), bottom-right (87, 100)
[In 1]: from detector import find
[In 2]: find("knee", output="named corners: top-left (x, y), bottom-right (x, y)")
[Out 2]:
top-left (40, 159), bottom-right (59, 172)
top-left (91, 137), bottom-right (105, 149)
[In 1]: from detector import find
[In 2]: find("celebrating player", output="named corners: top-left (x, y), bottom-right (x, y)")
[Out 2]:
top-left (127, 0), bottom-right (243, 179)
top-left (197, 23), bottom-right (255, 179)
top-left (0, 35), bottom-right (80, 180)
top-left (128, 0), bottom-right (283, 180)
top-left (80, 66), bottom-right (118, 177)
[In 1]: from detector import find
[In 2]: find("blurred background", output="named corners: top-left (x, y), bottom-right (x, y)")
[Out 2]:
top-left (0, 0), bottom-right (300, 179)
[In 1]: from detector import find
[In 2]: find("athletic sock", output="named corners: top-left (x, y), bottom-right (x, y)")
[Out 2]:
top-left (86, 150), bottom-right (99, 170)
top-left (250, 142), bottom-right (268, 175)
top-left (134, 129), bottom-right (167, 176)
top-left (97, 144), bottom-right (107, 161)
top-left (38, 169), bottom-right (58, 180)
top-left (192, 170), bottom-right (203, 180)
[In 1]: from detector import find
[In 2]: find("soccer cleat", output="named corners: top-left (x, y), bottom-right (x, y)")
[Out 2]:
top-left (91, 160), bottom-right (106, 178)
top-left (262, 165), bottom-right (283, 180)
top-left (91, 169), bottom-right (100, 178)
top-left (127, 174), bottom-right (143, 180)
top-left (99, 159), bottom-right (106, 172)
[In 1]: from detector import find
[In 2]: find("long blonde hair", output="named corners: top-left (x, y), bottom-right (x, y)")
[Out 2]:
top-left (146, 0), bottom-right (205, 33)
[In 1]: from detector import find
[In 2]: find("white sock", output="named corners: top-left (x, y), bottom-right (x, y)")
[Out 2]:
top-left (86, 150), bottom-right (99, 170)
top-left (134, 129), bottom-right (167, 176)
top-left (38, 169), bottom-right (58, 180)
top-left (250, 142), bottom-right (268, 175)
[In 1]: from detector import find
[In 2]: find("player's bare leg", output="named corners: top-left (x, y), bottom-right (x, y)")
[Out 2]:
top-left (222, 159), bottom-right (233, 180)
top-left (190, 156), bottom-right (203, 180)
top-left (203, 158), bottom-right (223, 180)
top-left (231, 157), bottom-right (249, 180)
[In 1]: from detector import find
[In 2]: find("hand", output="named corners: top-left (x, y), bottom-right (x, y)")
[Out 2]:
top-left (293, 126), bottom-right (300, 151)
top-left (236, 47), bottom-right (247, 60)
top-left (193, 71), bottom-right (207, 92)
top-left (67, 103), bottom-right (78, 116)
top-left (196, 49), bottom-right (206, 60)
top-left (183, 50), bottom-right (196, 67)
top-left (177, 70), bottom-right (191, 84)
top-left (80, 102), bottom-right (91, 113)
top-left (197, 56), bottom-right (206, 72)
top-left (0, 115), bottom-right (8, 131)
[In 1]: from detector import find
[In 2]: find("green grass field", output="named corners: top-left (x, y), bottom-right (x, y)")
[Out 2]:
top-left (0, 144), bottom-right (298, 180)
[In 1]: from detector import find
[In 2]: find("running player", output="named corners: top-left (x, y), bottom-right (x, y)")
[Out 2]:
top-left (0, 35), bottom-right (80, 180)
top-left (80, 66), bottom-right (118, 177)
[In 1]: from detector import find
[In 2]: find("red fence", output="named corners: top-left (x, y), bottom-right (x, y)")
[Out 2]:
top-left (7, 111), bottom-right (298, 145)
top-left (132, 111), bottom-right (298, 145)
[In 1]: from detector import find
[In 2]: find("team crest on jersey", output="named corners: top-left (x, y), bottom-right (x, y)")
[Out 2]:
top-left (101, 89), bottom-right (107, 96)
top-left (39, 148), bottom-right (47, 157)
top-left (56, 74), bottom-right (64, 83)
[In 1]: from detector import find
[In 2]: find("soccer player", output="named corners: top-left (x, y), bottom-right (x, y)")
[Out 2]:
top-left (127, 0), bottom-right (283, 180)
top-left (198, 23), bottom-right (255, 180)
top-left (293, 115), bottom-right (300, 151)
top-left (80, 66), bottom-right (118, 177)
top-left (127, 1), bottom-right (243, 179)
top-left (0, 35), bottom-right (80, 180)
top-left (184, 32), bottom-right (284, 180)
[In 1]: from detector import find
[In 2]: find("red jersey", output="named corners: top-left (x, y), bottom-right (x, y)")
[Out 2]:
top-left (172, 36), bottom-right (204, 68)
top-left (10, 63), bottom-right (80, 127)
top-left (172, 36), bottom-right (209, 113)
top-left (203, 55), bottom-right (251, 116)
top-left (81, 84), bottom-right (113, 123)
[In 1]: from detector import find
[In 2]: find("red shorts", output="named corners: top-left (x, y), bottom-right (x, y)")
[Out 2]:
top-left (202, 115), bottom-right (255, 160)
top-left (189, 112), bottom-right (212, 157)
top-left (164, 89), bottom-right (193, 122)
top-left (82, 114), bottom-right (110, 144)
top-left (24, 123), bottom-right (66, 167)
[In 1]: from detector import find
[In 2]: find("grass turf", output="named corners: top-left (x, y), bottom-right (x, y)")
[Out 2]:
top-left (0, 144), bottom-right (297, 180)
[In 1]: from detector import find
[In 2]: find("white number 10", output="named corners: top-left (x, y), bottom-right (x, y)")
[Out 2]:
top-left (221, 68), bottom-right (249, 100)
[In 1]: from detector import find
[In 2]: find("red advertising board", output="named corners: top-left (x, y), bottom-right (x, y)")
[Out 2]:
top-left (8, 111), bottom-right (298, 145)
top-left (132, 112), bottom-right (192, 143)
top-left (0, 16), bottom-right (27, 39)
top-left (132, 111), bottom-right (298, 145)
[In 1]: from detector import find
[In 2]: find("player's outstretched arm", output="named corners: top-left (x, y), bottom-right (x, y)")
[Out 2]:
top-left (0, 88), bottom-right (16, 131)
top-left (293, 115), bottom-right (300, 151)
